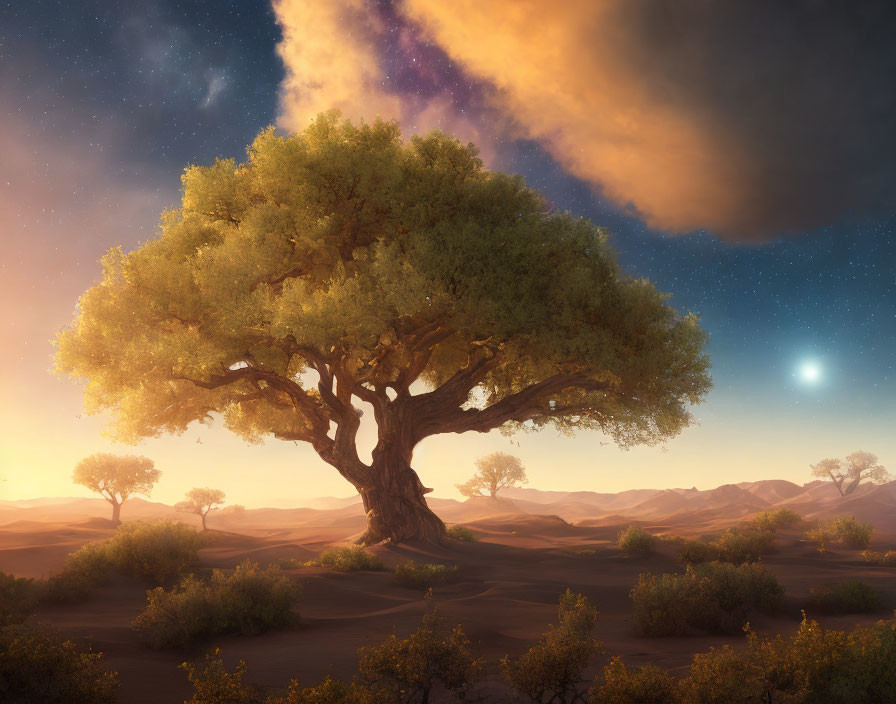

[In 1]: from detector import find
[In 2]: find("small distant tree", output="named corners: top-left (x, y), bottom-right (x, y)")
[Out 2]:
top-left (176, 488), bottom-right (226, 530)
top-left (73, 453), bottom-right (160, 524)
top-left (811, 451), bottom-right (889, 497)
top-left (457, 452), bottom-right (527, 498)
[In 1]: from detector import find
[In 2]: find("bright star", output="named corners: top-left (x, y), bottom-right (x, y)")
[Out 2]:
top-left (798, 361), bottom-right (821, 383)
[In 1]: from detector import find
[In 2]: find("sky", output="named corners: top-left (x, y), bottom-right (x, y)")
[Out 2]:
top-left (1, 0), bottom-right (894, 508)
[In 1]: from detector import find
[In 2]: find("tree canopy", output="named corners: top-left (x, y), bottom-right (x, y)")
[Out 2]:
top-left (176, 488), bottom-right (226, 530)
top-left (55, 112), bottom-right (711, 543)
top-left (457, 452), bottom-right (527, 498)
top-left (73, 453), bottom-right (160, 523)
top-left (811, 451), bottom-right (889, 497)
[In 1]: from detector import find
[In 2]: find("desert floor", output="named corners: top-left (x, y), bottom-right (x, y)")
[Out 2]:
top-left (2, 495), bottom-right (895, 703)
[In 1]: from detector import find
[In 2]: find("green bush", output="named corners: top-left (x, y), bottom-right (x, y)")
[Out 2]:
top-left (715, 526), bottom-right (775, 565)
top-left (617, 525), bottom-right (656, 556)
top-left (591, 656), bottom-right (681, 704)
top-left (805, 523), bottom-right (835, 553)
top-left (445, 524), bottom-right (479, 542)
top-left (862, 549), bottom-right (896, 566)
top-left (0, 623), bottom-right (118, 703)
top-left (314, 545), bottom-right (384, 572)
top-left (681, 615), bottom-right (896, 704)
top-left (631, 563), bottom-right (783, 636)
top-left (270, 558), bottom-right (306, 570)
top-left (0, 572), bottom-right (42, 626)
top-left (45, 541), bottom-right (115, 602)
top-left (502, 590), bottom-right (601, 703)
top-left (394, 561), bottom-right (459, 590)
top-left (808, 580), bottom-right (883, 614)
top-left (831, 516), bottom-right (874, 549)
top-left (752, 508), bottom-right (801, 532)
top-left (180, 649), bottom-right (260, 704)
top-left (133, 560), bottom-right (301, 648)
top-left (357, 604), bottom-right (482, 703)
top-left (269, 676), bottom-right (365, 704)
top-left (107, 521), bottom-right (205, 583)
top-left (679, 539), bottom-right (717, 565)
top-left (46, 521), bottom-right (204, 602)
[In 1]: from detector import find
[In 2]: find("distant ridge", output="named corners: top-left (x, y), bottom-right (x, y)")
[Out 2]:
top-left (4, 479), bottom-right (896, 537)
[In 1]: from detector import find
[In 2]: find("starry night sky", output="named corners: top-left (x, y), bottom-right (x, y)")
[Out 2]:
top-left (1, 0), bottom-right (894, 505)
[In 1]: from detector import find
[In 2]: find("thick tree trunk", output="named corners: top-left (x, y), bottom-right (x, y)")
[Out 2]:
top-left (111, 500), bottom-right (121, 525)
top-left (356, 440), bottom-right (445, 545)
top-left (201, 513), bottom-right (207, 530)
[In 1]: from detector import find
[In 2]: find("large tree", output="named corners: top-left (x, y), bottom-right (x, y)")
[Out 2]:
top-left (55, 113), bottom-right (711, 544)
top-left (457, 452), bottom-right (527, 498)
top-left (73, 453), bottom-right (160, 524)
top-left (176, 487), bottom-right (226, 530)
top-left (811, 451), bottom-right (889, 497)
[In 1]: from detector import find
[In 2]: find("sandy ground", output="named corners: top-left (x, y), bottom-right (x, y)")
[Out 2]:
top-left (1, 502), bottom-right (895, 703)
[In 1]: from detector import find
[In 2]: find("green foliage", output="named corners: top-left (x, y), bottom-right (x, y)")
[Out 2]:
top-left (457, 451), bottom-right (527, 498)
top-left (394, 561), bottom-right (459, 590)
top-left (807, 580), bottom-right (883, 614)
top-left (631, 563), bottom-right (783, 636)
top-left (72, 453), bottom-right (160, 521)
top-left (681, 615), bottom-right (896, 704)
top-left (269, 677), bottom-right (365, 704)
top-left (617, 525), bottom-right (656, 556)
top-left (501, 590), bottom-right (601, 703)
top-left (714, 526), bottom-right (775, 565)
top-left (0, 623), bottom-right (118, 703)
top-left (807, 516), bottom-right (874, 552)
top-left (592, 656), bottom-right (681, 704)
top-left (180, 649), bottom-right (260, 704)
top-left (862, 549), bottom-right (896, 566)
top-left (444, 524), bottom-right (479, 542)
top-left (0, 572), bottom-right (42, 627)
top-left (679, 539), bottom-right (717, 565)
top-left (271, 557), bottom-right (306, 570)
top-left (45, 541), bottom-right (116, 602)
top-left (752, 508), bottom-right (801, 532)
top-left (357, 604), bottom-right (482, 703)
top-left (133, 560), bottom-right (301, 649)
top-left (54, 114), bottom-right (710, 512)
top-left (805, 524), bottom-right (835, 554)
top-left (830, 515), bottom-right (874, 549)
top-left (46, 521), bottom-right (204, 600)
top-left (314, 546), bottom-right (384, 572)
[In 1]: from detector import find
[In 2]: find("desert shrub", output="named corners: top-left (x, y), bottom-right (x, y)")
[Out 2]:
top-left (46, 521), bottom-right (203, 602)
top-left (632, 563), bottom-right (783, 636)
top-left (394, 561), bottom-right (459, 590)
top-left (681, 615), bottom-right (896, 704)
top-left (0, 572), bottom-right (42, 626)
top-left (271, 558), bottom-right (306, 570)
top-left (715, 526), bottom-right (775, 565)
top-left (830, 515), bottom-right (874, 549)
top-left (630, 572), bottom-right (700, 637)
top-left (0, 623), bottom-right (118, 703)
top-left (357, 604), bottom-right (481, 703)
top-left (862, 549), bottom-right (896, 566)
top-left (269, 676), bottom-right (365, 704)
top-left (314, 545), bottom-right (384, 572)
top-left (591, 656), bottom-right (681, 704)
top-left (679, 539), bottom-right (717, 565)
top-left (133, 560), bottom-right (301, 648)
top-left (44, 541), bottom-right (114, 602)
top-left (617, 525), bottom-right (656, 556)
top-left (181, 649), bottom-right (260, 704)
top-left (752, 508), bottom-right (801, 533)
top-left (805, 523), bottom-right (836, 553)
top-left (807, 580), bottom-right (883, 614)
top-left (445, 524), bottom-right (479, 542)
top-left (107, 520), bottom-right (204, 583)
top-left (501, 589), bottom-right (601, 702)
